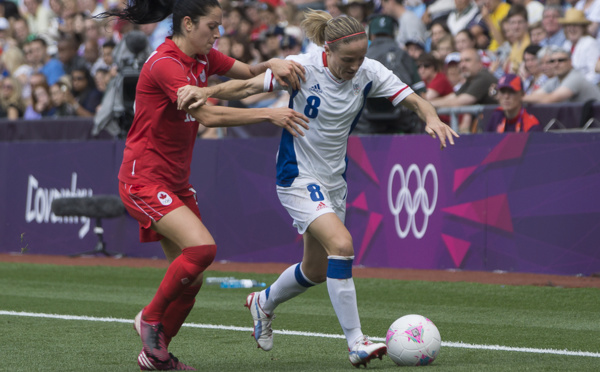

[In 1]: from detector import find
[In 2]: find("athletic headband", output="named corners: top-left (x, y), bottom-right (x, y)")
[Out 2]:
top-left (325, 32), bottom-right (366, 44)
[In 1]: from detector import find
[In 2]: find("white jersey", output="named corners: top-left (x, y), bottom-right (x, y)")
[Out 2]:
top-left (264, 48), bottom-right (414, 190)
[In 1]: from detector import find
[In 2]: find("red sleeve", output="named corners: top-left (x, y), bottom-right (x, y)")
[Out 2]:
top-left (146, 56), bottom-right (190, 103)
top-left (206, 48), bottom-right (236, 77)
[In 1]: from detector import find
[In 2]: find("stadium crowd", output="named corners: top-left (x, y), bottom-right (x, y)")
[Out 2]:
top-left (1, 0), bottom-right (600, 134)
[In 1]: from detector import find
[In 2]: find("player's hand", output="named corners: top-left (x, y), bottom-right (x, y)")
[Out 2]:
top-left (177, 85), bottom-right (209, 111)
top-left (269, 58), bottom-right (306, 90)
top-left (268, 107), bottom-right (310, 137)
top-left (425, 119), bottom-right (459, 149)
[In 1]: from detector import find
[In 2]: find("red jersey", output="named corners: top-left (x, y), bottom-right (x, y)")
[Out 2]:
top-left (118, 38), bottom-right (235, 189)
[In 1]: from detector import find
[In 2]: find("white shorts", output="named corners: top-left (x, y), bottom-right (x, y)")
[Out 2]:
top-left (277, 179), bottom-right (347, 234)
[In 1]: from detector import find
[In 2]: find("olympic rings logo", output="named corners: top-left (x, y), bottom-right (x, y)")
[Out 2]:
top-left (387, 164), bottom-right (438, 239)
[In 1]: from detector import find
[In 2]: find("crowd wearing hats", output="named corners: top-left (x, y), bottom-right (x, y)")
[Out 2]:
top-left (0, 0), bottom-right (599, 134)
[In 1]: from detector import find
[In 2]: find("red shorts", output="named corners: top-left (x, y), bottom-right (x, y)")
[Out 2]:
top-left (119, 182), bottom-right (202, 242)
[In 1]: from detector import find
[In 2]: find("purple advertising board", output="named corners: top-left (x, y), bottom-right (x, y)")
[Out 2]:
top-left (1, 132), bottom-right (600, 276)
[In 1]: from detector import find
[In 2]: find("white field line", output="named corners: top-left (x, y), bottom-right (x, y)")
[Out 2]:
top-left (2, 310), bottom-right (599, 358)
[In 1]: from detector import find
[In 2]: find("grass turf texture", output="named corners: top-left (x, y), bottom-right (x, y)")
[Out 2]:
top-left (0, 262), bottom-right (598, 371)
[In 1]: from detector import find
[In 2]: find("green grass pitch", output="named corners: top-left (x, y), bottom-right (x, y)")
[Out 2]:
top-left (0, 262), bottom-right (599, 371)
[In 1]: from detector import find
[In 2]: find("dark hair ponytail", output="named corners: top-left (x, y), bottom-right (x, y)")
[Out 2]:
top-left (97, 0), bottom-right (221, 37)
top-left (96, 0), bottom-right (175, 25)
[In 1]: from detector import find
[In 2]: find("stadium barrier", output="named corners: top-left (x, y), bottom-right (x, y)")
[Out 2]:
top-left (2, 102), bottom-right (598, 141)
top-left (2, 131), bottom-right (600, 277)
top-left (436, 102), bottom-right (600, 133)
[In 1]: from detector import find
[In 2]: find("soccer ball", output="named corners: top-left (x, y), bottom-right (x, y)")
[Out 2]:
top-left (385, 314), bottom-right (441, 366)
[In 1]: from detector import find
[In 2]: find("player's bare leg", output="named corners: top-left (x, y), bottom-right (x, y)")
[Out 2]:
top-left (306, 213), bottom-right (387, 367)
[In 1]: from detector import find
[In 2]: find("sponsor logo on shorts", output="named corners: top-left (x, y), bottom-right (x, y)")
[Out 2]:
top-left (316, 201), bottom-right (327, 211)
top-left (157, 191), bottom-right (173, 206)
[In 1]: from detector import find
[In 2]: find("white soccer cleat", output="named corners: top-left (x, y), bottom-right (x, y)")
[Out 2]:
top-left (348, 335), bottom-right (387, 368)
top-left (244, 292), bottom-right (274, 351)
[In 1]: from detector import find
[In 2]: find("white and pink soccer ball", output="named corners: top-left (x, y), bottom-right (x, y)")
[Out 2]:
top-left (385, 314), bottom-right (441, 366)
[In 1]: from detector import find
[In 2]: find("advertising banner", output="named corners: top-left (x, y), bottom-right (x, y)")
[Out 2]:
top-left (1, 133), bottom-right (599, 276)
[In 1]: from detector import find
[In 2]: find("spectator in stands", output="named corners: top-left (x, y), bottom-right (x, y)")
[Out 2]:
top-left (25, 71), bottom-right (48, 104)
top-left (280, 34), bottom-right (302, 58)
top-left (12, 18), bottom-right (31, 48)
top-left (405, 39), bottom-right (426, 60)
top-left (325, 0), bottom-right (343, 18)
top-left (455, 29), bottom-right (476, 53)
top-left (57, 33), bottom-right (87, 75)
top-left (503, 5), bottom-right (531, 74)
top-left (480, 0), bottom-right (511, 51)
top-left (445, 52), bottom-right (465, 90)
top-left (338, 0), bottom-right (374, 25)
top-left (82, 39), bottom-right (100, 71)
top-left (24, 81), bottom-right (56, 119)
top-left (523, 48), bottom-right (600, 103)
top-left (1, 1), bottom-right (20, 21)
top-left (540, 6), bottom-right (566, 47)
top-left (447, 0), bottom-right (480, 35)
top-left (418, 53), bottom-right (454, 100)
top-left (485, 73), bottom-right (541, 132)
top-left (230, 35), bottom-right (256, 64)
top-left (23, 0), bottom-right (55, 37)
top-left (256, 26), bottom-right (284, 61)
top-left (575, 0), bottom-right (600, 37)
top-left (0, 77), bottom-right (25, 119)
top-left (354, 14), bottom-right (425, 134)
top-left (83, 17), bottom-right (105, 47)
top-left (468, 20), bottom-right (492, 50)
top-left (511, 0), bottom-right (545, 25)
top-left (1, 48), bottom-right (26, 78)
top-left (537, 45), bottom-right (560, 80)
top-left (90, 39), bottom-right (115, 76)
top-left (50, 79), bottom-right (77, 117)
top-left (223, 6), bottom-right (246, 36)
top-left (69, 66), bottom-right (103, 117)
top-left (528, 21), bottom-right (546, 45)
top-left (94, 67), bottom-right (110, 94)
top-left (432, 34), bottom-right (456, 62)
top-left (559, 8), bottom-right (600, 85)
top-left (380, 0), bottom-right (427, 48)
top-left (428, 20), bottom-right (451, 52)
top-left (521, 45), bottom-right (547, 94)
top-left (29, 37), bottom-right (65, 86)
top-left (418, 53), bottom-right (454, 124)
top-left (431, 48), bottom-right (498, 131)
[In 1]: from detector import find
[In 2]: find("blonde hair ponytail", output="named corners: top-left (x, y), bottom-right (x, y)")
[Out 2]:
top-left (301, 9), bottom-right (366, 50)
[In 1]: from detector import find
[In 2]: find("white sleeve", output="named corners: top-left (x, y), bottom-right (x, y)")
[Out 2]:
top-left (365, 59), bottom-right (414, 106)
top-left (263, 69), bottom-right (278, 92)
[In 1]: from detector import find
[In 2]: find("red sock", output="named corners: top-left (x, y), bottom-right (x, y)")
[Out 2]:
top-left (143, 244), bottom-right (216, 323)
top-left (162, 284), bottom-right (202, 346)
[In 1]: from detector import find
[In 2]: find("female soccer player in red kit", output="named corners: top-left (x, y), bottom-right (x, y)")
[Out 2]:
top-left (98, 0), bottom-right (309, 370)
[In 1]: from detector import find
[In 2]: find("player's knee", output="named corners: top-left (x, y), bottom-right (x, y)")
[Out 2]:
top-left (327, 236), bottom-right (354, 257)
top-left (182, 244), bottom-right (217, 276)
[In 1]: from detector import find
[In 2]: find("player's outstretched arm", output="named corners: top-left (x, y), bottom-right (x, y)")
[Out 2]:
top-left (185, 105), bottom-right (309, 137)
top-left (401, 93), bottom-right (459, 149)
top-left (177, 74), bottom-right (266, 111)
top-left (230, 58), bottom-right (305, 90)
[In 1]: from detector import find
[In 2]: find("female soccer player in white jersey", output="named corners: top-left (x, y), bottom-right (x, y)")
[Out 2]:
top-left (98, 0), bottom-right (310, 370)
top-left (180, 9), bottom-right (458, 368)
